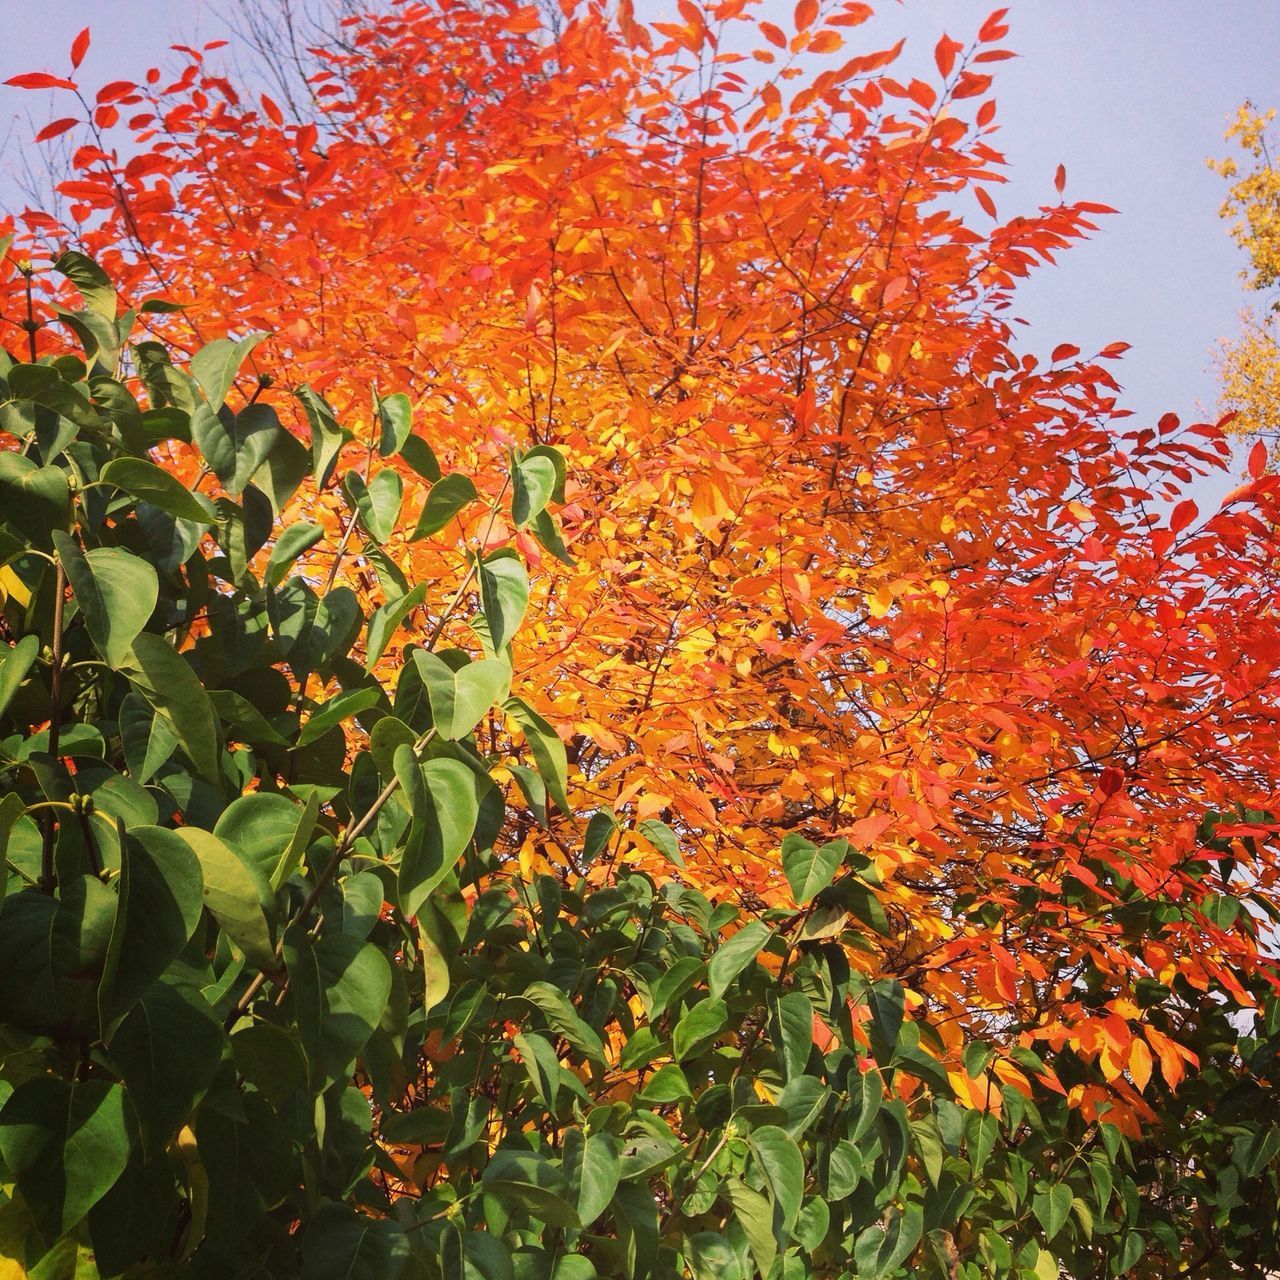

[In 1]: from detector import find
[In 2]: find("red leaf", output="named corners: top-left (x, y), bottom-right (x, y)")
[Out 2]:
top-left (35, 117), bottom-right (79, 143)
top-left (1098, 767), bottom-right (1124, 797)
top-left (934, 35), bottom-right (961, 79)
top-left (261, 93), bottom-right (284, 126)
top-left (96, 80), bottom-right (137, 106)
top-left (975, 186), bottom-right (997, 219)
top-left (1248, 438), bottom-right (1268, 480)
top-left (794, 0), bottom-right (819, 32)
top-left (1169, 499), bottom-right (1198, 534)
top-left (976, 100), bottom-right (996, 128)
top-left (5, 73), bottom-right (77, 91)
top-left (1051, 343), bottom-right (1080, 364)
top-left (978, 8), bottom-right (1010, 41)
top-left (1054, 163), bottom-right (1066, 194)
top-left (70, 28), bottom-right (91, 71)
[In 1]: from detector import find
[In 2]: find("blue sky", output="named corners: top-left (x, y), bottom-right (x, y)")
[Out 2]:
top-left (3, 2), bottom-right (1279, 501)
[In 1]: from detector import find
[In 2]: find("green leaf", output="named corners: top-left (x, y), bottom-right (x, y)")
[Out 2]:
top-left (848, 1066), bottom-right (884, 1143)
top-left (482, 1150), bottom-right (580, 1228)
top-left (296, 384), bottom-right (349, 489)
top-left (687, 1233), bottom-right (738, 1280)
top-left (781, 834), bottom-right (844, 904)
top-left (366, 583), bottom-right (428, 669)
top-left (377, 392), bottom-right (414, 457)
top-left (479, 550), bottom-right (528, 651)
top-left (505, 696), bottom-right (570, 815)
top-left (773, 990), bottom-right (814, 1082)
top-left (0, 634), bottom-right (39, 721)
top-left (192, 401), bottom-right (283, 496)
top-left (708, 920), bottom-right (771, 1000)
top-left (563, 1129), bottom-right (621, 1227)
top-left (345, 468), bottom-right (404, 545)
top-left (100, 456), bottom-right (215, 523)
top-left (415, 649), bottom-right (510, 740)
top-left (301, 1201), bottom-right (410, 1280)
top-left (511, 980), bottom-right (605, 1064)
top-left (1032, 1183), bottom-right (1072, 1243)
top-left (636, 817), bottom-right (685, 868)
top-left (673, 997), bottom-right (729, 1061)
top-left (0, 451), bottom-right (70, 550)
top-left (750, 1125), bottom-right (804, 1233)
top-left (523, 444), bottom-right (567, 504)
top-left (853, 1203), bottom-right (923, 1280)
top-left (173, 826), bottom-right (276, 970)
top-left (208, 687), bottom-right (291, 748)
top-left (99, 825), bottom-right (204, 1029)
top-left (55, 249), bottom-right (117, 321)
top-left (298, 686), bottom-right (383, 748)
top-left (286, 930), bottom-right (392, 1088)
top-left (215, 791), bottom-right (308, 887)
top-left (108, 982), bottom-right (225, 1156)
top-left (0, 1078), bottom-right (131, 1239)
top-left (395, 751), bottom-right (484, 919)
top-left (52, 534), bottom-right (158, 668)
top-left (266, 520), bottom-right (325, 587)
top-left (512, 453), bottom-right (558, 527)
top-left (191, 332), bottom-right (266, 412)
top-left (726, 1179), bottom-right (776, 1280)
top-left (412, 473), bottom-right (478, 539)
top-left (399, 433), bottom-right (441, 483)
top-left (119, 632), bottom-right (221, 783)
top-left (867, 979), bottom-right (905, 1064)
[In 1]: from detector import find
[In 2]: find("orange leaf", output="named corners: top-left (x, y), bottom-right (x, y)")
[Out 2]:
top-left (1129, 1037), bottom-right (1153, 1092)
top-left (794, 0), bottom-right (819, 33)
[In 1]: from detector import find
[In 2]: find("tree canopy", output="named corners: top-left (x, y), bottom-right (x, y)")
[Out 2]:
top-left (3, 2), bottom-right (1280, 1276)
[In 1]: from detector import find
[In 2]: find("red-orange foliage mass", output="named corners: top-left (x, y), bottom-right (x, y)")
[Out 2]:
top-left (8, 0), bottom-right (1280, 1125)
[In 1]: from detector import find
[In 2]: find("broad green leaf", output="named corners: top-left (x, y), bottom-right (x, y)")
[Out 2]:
top-left (505, 696), bottom-right (570, 814)
top-left (192, 401), bottom-right (282, 496)
top-left (173, 826), bottom-right (276, 970)
top-left (52, 533), bottom-right (158, 668)
top-left (708, 920), bottom-right (771, 1000)
top-left (399, 433), bottom-right (440, 482)
top-left (415, 648), bottom-right (510, 740)
top-left (750, 1126), bottom-right (804, 1233)
top-left (673, 997), bottom-right (728, 1061)
top-left (377, 392), bottom-right (414, 457)
top-left (773, 990), bottom-right (814, 1082)
top-left (266, 519), bottom-right (325, 587)
top-left (848, 1066), bottom-right (884, 1143)
top-left (853, 1203), bottom-right (923, 1280)
top-left (191, 332), bottom-right (266, 412)
top-left (479, 550), bottom-right (528, 651)
top-left (298, 685), bottom-right (383, 748)
top-left (366, 582), bottom-right (428, 669)
top-left (687, 1233), bottom-right (738, 1280)
top-left (0, 634), bottom-right (39, 720)
top-left (215, 790), bottom-right (313, 889)
top-left (101, 456), bottom-right (215, 523)
top-left (563, 1129), bottom-right (621, 1227)
top-left (55, 249), bottom-right (117, 320)
top-left (523, 444), bottom-right (567, 504)
top-left (482, 1149), bottom-right (580, 1229)
top-left (208, 687), bottom-right (291, 748)
top-left (726, 1179), bottom-right (776, 1280)
top-left (286, 929), bottom-right (392, 1088)
top-left (119, 633), bottom-right (220, 783)
top-left (0, 1078), bottom-right (130, 1238)
top-left (395, 751), bottom-right (484, 919)
top-left (0, 792), bottom-right (22, 906)
top-left (108, 982), bottom-right (225, 1155)
top-left (301, 1201), bottom-right (410, 1280)
top-left (794, 1197), bottom-right (830, 1252)
top-left (296, 383), bottom-right (348, 489)
top-left (100, 825), bottom-right (204, 1029)
top-left (512, 453), bottom-right (558, 527)
top-left (0, 451), bottom-right (70, 549)
top-left (781, 834), bottom-right (844, 904)
top-left (1032, 1183), bottom-right (1072, 1243)
top-left (345, 468), bottom-right (404, 545)
top-left (636, 817), bottom-right (685, 868)
top-left (867, 979), bottom-right (905, 1064)
top-left (510, 980), bottom-right (605, 1064)
top-left (411, 473), bottom-right (478, 539)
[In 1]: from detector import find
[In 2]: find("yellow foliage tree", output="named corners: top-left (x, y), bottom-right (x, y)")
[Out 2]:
top-left (1211, 102), bottom-right (1280, 455)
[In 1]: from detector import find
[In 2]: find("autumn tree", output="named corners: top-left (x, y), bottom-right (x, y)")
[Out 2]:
top-left (1211, 101), bottom-right (1280, 457)
top-left (4, 2), bottom-right (1280, 1274)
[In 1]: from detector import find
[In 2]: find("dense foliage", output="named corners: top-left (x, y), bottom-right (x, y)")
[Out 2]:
top-left (3, 0), bottom-right (1280, 1275)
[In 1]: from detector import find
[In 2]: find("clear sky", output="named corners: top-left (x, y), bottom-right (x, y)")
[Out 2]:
top-left (3, 2), bottom-right (1280, 501)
